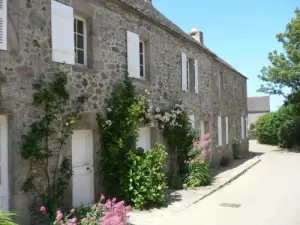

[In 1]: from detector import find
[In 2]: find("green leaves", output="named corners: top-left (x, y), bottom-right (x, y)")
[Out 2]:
top-left (258, 9), bottom-right (300, 95)
top-left (122, 144), bottom-right (167, 209)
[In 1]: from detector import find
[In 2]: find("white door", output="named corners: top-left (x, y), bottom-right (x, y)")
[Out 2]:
top-left (72, 130), bottom-right (94, 206)
top-left (0, 116), bottom-right (8, 211)
top-left (137, 127), bottom-right (151, 152)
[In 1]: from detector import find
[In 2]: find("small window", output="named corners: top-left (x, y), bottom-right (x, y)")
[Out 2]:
top-left (186, 60), bottom-right (190, 90)
top-left (139, 41), bottom-right (146, 78)
top-left (187, 59), bottom-right (196, 92)
top-left (74, 16), bottom-right (87, 66)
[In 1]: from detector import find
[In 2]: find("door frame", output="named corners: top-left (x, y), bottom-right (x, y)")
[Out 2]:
top-left (71, 129), bottom-right (94, 206)
top-left (0, 115), bottom-right (9, 211)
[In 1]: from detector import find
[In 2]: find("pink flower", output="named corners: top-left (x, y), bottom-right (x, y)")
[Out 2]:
top-left (100, 194), bottom-right (105, 201)
top-left (69, 218), bottom-right (77, 223)
top-left (40, 206), bottom-right (46, 214)
top-left (81, 218), bottom-right (86, 223)
top-left (56, 212), bottom-right (63, 221)
top-left (70, 208), bottom-right (75, 214)
top-left (112, 198), bottom-right (116, 203)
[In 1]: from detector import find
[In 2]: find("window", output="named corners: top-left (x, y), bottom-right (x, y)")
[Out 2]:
top-left (189, 114), bottom-right (195, 129)
top-left (74, 16), bottom-right (87, 66)
top-left (181, 53), bottom-right (199, 93)
top-left (139, 41), bottom-right (146, 78)
top-left (0, 0), bottom-right (8, 51)
top-left (218, 116), bottom-right (222, 146)
top-left (200, 121), bottom-right (209, 136)
top-left (186, 59), bottom-right (190, 90)
top-left (137, 127), bottom-right (151, 152)
top-left (241, 116), bottom-right (245, 139)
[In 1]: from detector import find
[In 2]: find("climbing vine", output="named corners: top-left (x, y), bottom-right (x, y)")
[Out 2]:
top-left (153, 101), bottom-right (195, 188)
top-left (21, 71), bottom-right (87, 221)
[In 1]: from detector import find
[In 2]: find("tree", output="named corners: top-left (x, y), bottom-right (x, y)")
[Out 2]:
top-left (258, 9), bottom-right (300, 95)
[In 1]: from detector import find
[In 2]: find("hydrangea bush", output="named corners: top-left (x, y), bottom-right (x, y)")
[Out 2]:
top-left (40, 195), bottom-right (130, 225)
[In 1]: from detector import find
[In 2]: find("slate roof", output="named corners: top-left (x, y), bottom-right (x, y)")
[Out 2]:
top-left (118, 0), bottom-right (247, 79)
top-left (247, 96), bottom-right (270, 113)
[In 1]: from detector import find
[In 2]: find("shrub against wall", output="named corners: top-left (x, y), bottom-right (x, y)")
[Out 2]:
top-left (278, 117), bottom-right (300, 149)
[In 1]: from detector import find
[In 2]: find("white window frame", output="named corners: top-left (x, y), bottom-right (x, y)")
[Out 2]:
top-left (186, 59), bottom-right (190, 91)
top-left (189, 114), bottom-right (195, 129)
top-left (139, 40), bottom-right (146, 78)
top-left (74, 15), bottom-right (87, 67)
top-left (218, 116), bottom-right (222, 146)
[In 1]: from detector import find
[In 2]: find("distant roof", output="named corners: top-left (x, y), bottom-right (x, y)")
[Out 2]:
top-left (118, 0), bottom-right (247, 79)
top-left (248, 96), bottom-right (270, 113)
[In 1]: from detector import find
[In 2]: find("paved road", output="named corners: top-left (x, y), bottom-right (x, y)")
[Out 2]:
top-left (157, 141), bottom-right (300, 225)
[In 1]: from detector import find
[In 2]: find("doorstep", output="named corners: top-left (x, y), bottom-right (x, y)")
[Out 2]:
top-left (128, 155), bottom-right (261, 225)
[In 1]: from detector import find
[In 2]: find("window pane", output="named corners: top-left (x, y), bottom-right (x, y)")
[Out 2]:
top-left (77, 35), bottom-right (84, 49)
top-left (140, 53), bottom-right (144, 65)
top-left (140, 65), bottom-right (144, 77)
top-left (74, 19), bottom-right (77, 33)
top-left (74, 33), bottom-right (77, 48)
top-left (139, 42), bottom-right (143, 54)
top-left (77, 20), bottom-right (84, 34)
top-left (77, 50), bottom-right (84, 64)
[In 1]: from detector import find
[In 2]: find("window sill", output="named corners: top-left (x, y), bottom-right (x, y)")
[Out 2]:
top-left (130, 77), bottom-right (150, 85)
top-left (72, 65), bottom-right (93, 73)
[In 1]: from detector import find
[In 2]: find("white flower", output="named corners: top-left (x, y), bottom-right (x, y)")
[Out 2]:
top-left (147, 108), bottom-right (151, 113)
top-left (106, 120), bottom-right (112, 126)
top-left (150, 122), bottom-right (155, 127)
top-left (154, 114), bottom-right (160, 119)
top-left (160, 125), bottom-right (165, 129)
top-left (156, 107), bottom-right (160, 113)
top-left (107, 107), bottom-right (112, 112)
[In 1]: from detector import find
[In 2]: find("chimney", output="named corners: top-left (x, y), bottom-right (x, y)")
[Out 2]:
top-left (189, 28), bottom-right (204, 45)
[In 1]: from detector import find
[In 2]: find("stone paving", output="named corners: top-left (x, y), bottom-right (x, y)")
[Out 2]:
top-left (128, 154), bottom-right (261, 225)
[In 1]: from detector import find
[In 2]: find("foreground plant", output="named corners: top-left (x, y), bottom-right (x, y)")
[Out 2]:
top-left (0, 211), bottom-right (17, 225)
top-left (41, 195), bottom-right (130, 225)
top-left (21, 71), bottom-right (87, 220)
top-left (184, 133), bottom-right (213, 188)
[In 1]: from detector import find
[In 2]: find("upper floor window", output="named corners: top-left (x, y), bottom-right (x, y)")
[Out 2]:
top-left (74, 16), bottom-right (87, 66)
top-left (139, 41), bottom-right (146, 78)
top-left (181, 53), bottom-right (199, 93)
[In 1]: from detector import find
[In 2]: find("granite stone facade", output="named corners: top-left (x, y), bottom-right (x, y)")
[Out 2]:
top-left (0, 0), bottom-right (248, 224)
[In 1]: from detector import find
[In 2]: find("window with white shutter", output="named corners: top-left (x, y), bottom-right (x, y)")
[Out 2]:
top-left (241, 116), bottom-right (244, 139)
top-left (74, 15), bottom-right (87, 66)
top-left (51, 0), bottom-right (75, 65)
top-left (218, 116), bottom-right (222, 146)
top-left (181, 52), bottom-right (187, 91)
top-left (0, 0), bottom-right (7, 51)
top-left (189, 114), bottom-right (195, 129)
top-left (127, 31), bottom-right (140, 78)
top-left (225, 116), bottom-right (229, 144)
top-left (194, 59), bottom-right (199, 93)
top-left (245, 116), bottom-right (248, 138)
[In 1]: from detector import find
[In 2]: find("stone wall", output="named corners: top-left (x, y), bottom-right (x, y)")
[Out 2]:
top-left (0, 0), bottom-right (247, 224)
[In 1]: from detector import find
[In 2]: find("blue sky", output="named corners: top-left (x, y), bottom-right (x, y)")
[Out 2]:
top-left (152, 0), bottom-right (299, 111)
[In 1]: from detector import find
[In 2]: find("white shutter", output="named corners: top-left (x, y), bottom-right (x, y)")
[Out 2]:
top-left (137, 127), bottom-right (151, 152)
top-left (225, 116), bottom-right (229, 144)
top-left (0, 116), bottom-right (8, 211)
top-left (0, 0), bottom-right (7, 51)
top-left (189, 114), bottom-right (195, 129)
top-left (218, 116), bottom-right (222, 146)
top-left (246, 117), bottom-right (248, 137)
top-left (200, 121), bottom-right (205, 137)
top-left (51, 0), bottom-right (75, 65)
top-left (127, 31), bottom-right (140, 78)
top-left (181, 52), bottom-right (187, 91)
top-left (241, 116), bottom-right (244, 139)
top-left (194, 59), bottom-right (199, 93)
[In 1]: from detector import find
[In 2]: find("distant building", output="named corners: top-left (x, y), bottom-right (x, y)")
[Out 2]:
top-left (247, 96), bottom-right (271, 126)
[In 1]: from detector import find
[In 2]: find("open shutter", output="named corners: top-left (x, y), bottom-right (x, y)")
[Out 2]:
top-left (200, 121), bottom-right (205, 137)
top-left (51, 0), bottom-right (75, 65)
top-left (181, 52), bottom-right (187, 91)
top-left (0, 0), bottom-right (7, 51)
top-left (194, 59), bottom-right (199, 93)
top-left (225, 116), bottom-right (228, 144)
top-left (245, 116), bottom-right (248, 138)
top-left (0, 116), bottom-right (8, 211)
top-left (241, 116), bottom-right (244, 139)
top-left (127, 31), bottom-right (140, 78)
top-left (218, 116), bottom-right (222, 146)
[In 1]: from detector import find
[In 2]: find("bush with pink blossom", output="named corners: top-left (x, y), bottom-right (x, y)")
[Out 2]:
top-left (183, 132), bottom-right (213, 188)
top-left (40, 195), bottom-right (130, 225)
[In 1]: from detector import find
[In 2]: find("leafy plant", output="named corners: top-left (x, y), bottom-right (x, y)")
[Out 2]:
top-left (154, 102), bottom-right (195, 188)
top-left (97, 76), bottom-right (153, 199)
top-left (278, 117), bottom-right (300, 149)
top-left (220, 156), bottom-right (231, 167)
top-left (232, 138), bottom-right (241, 159)
top-left (0, 211), bottom-right (17, 225)
top-left (122, 144), bottom-right (167, 209)
top-left (249, 123), bottom-right (255, 131)
top-left (21, 71), bottom-right (87, 220)
top-left (184, 133), bottom-right (213, 188)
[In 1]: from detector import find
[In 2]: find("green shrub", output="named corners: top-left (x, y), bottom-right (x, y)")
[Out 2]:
top-left (232, 138), bottom-right (241, 159)
top-left (220, 156), bottom-right (231, 167)
top-left (278, 118), bottom-right (300, 149)
top-left (249, 123), bottom-right (255, 131)
top-left (256, 105), bottom-right (295, 145)
top-left (184, 158), bottom-right (212, 188)
top-left (0, 212), bottom-right (17, 225)
top-left (122, 144), bottom-right (168, 209)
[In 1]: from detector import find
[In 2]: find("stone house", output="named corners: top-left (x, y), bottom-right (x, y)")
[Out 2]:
top-left (0, 0), bottom-right (248, 223)
top-left (248, 96), bottom-right (270, 126)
